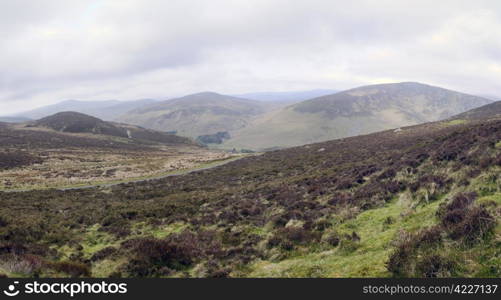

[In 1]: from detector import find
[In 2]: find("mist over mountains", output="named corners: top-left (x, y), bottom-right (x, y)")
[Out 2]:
top-left (234, 89), bottom-right (338, 102)
top-left (13, 99), bottom-right (158, 121)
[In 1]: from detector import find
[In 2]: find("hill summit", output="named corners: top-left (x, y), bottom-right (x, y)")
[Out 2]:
top-left (32, 111), bottom-right (195, 146)
top-left (35, 111), bottom-right (128, 137)
top-left (117, 92), bottom-right (267, 137)
top-left (223, 82), bottom-right (493, 150)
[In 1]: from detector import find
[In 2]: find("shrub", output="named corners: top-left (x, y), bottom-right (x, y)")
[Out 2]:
top-left (276, 227), bottom-right (320, 245)
top-left (271, 214), bottom-right (288, 227)
top-left (122, 230), bottom-right (224, 276)
top-left (439, 192), bottom-right (496, 243)
top-left (0, 242), bottom-right (27, 255)
top-left (280, 240), bottom-right (294, 251)
top-left (90, 247), bottom-right (117, 262)
top-left (50, 261), bottom-right (91, 277)
top-left (383, 216), bottom-right (395, 225)
top-left (323, 232), bottom-right (340, 247)
top-left (204, 260), bottom-right (231, 278)
top-left (378, 168), bottom-right (397, 180)
top-left (100, 225), bottom-right (131, 238)
top-left (336, 179), bottom-right (354, 190)
top-left (123, 238), bottom-right (196, 276)
top-left (350, 231), bottom-right (361, 242)
top-left (266, 236), bottom-right (282, 248)
top-left (386, 237), bottom-right (415, 277)
top-left (314, 220), bottom-right (332, 231)
top-left (0, 216), bottom-right (7, 227)
top-left (448, 206), bottom-right (495, 243)
top-left (417, 226), bottom-right (442, 247)
top-left (416, 254), bottom-right (456, 278)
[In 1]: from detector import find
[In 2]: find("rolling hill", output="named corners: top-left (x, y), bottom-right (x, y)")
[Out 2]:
top-left (451, 100), bottom-right (501, 121)
top-left (117, 92), bottom-right (268, 137)
top-left (0, 101), bottom-right (499, 278)
top-left (12, 99), bottom-right (157, 121)
top-left (31, 111), bottom-right (195, 146)
top-left (34, 111), bottom-right (129, 138)
top-left (223, 82), bottom-right (493, 150)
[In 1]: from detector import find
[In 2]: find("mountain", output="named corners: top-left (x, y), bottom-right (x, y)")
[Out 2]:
top-left (2, 107), bottom-right (499, 277)
top-left (0, 116), bottom-right (32, 123)
top-left (451, 100), bottom-right (501, 121)
top-left (117, 92), bottom-right (268, 137)
top-left (30, 111), bottom-right (195, 146)
top-left (14, 99), bottom-right (157, 121)
top-left (235, 89), bottom-right (338, 103)
top-left (223, 82), bottom-right (493, 150)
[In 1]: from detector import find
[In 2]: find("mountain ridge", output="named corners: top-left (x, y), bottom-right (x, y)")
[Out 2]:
top-left (12, 99), bottom-right (158, 121)
top-left (117, 92), bottom-right (269, 137)
top-left (222, 82), bottom-right (493, 150)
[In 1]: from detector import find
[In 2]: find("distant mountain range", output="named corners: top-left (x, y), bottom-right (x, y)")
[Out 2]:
top-left (4, 83), bottom-right (494, 151)
top-left (116, 92), bottom-right (269, 137)
top-left (12, 99), bottom-right (157, 121)
top-left (235, 89), bottom-right (338, 102)
top-left (222, 82), bottom-right (493, 150)
top-left (0, 116), bottom-right (32, 123)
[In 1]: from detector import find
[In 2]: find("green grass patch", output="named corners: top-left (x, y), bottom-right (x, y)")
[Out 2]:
top-left (80, 225), bottom-right (118, 258)
top-left (248, 198), bottom-right (444, 278)
top-left (133, 221), bottom-right (188, 239)
top-left (442, 119), bottom-right (468, 126)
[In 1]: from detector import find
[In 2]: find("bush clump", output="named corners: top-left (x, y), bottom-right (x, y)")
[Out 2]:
top-left (439, 192), bottom-right (496, 243)
top-left (49, 261), bottom-right (91, 277)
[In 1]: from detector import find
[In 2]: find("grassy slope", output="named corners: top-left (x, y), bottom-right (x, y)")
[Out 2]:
top-left (221, 83), bottom-right (493, 150)
top-left (117, 93), bottom-right (268, 138)
top-left (249, 198), bottom-right (443, 277)
top-left (39, 173), bottom-right (499, 278)
top-left (223, 107), bottom-right (415, 150)
top-left (250, 191), bottom-right (501, 277)
top-left (0, 118), bottom-right (499, 278)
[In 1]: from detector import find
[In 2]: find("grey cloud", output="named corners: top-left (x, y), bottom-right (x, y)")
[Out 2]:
top-left (1, 0), bottom-right (501, 115)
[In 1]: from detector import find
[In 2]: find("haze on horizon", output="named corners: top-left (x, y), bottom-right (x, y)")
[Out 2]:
top-left (1, 0), bottom-right (501, 115)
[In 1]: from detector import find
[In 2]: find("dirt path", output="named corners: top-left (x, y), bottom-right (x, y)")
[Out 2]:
top-left (2, 156), bottom-right (245, 193)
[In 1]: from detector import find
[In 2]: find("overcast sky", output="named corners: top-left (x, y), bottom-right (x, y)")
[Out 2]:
top-left (1, 0), bottom-right (501, 115)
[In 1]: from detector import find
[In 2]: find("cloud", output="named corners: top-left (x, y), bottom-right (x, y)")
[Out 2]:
top-left (1, 0), bottom-right (501, 115)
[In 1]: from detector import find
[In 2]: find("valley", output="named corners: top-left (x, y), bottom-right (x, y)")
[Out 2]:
top-left (0, 147), bottom-right (235, 191)
top-left (0, 113), bottom-right (235, 191)
top-left (0, 102), bottom-right (499, 278)
top-left (3, 0), bottom-right (501, 285)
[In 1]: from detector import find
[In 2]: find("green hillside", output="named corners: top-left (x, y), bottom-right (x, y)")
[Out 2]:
top-left (117, 92), bottom-right (268, 137)
top-left (223, 82), bottom-right (492, 150)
